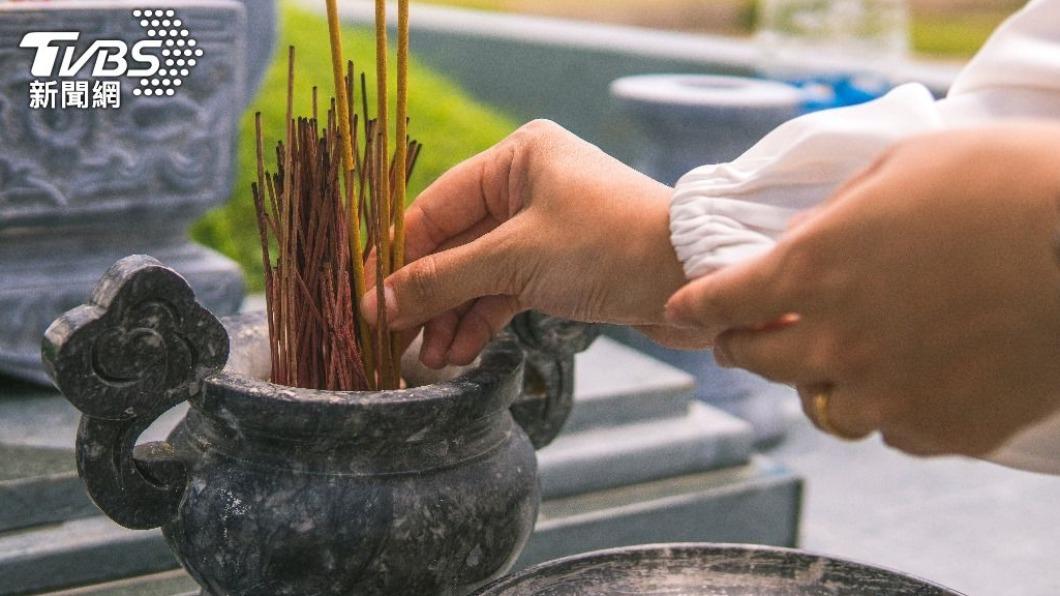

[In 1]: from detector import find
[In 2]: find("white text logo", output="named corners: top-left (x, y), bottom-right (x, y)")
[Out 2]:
top-left (19, 9), bottom-right (203, 109)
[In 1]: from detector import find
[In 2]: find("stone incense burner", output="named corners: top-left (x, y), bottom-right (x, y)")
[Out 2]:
top-left (42, 255), bottom-right (596, 595)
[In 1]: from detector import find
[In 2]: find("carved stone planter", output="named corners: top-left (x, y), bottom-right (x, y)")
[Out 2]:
top-left (42, 256), bottom-right (595, 595)
top-left (0, 0), bottom-right (275, 384)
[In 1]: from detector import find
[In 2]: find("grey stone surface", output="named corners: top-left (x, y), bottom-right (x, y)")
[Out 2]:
top-left (0, 516), bottom-right (176, 595)
top-left (0, 444), bottom-right (95, 533)
top-left (538, 402), bottom-right (752, 499)
top-left (43, 570), bottom-right (199, 596)
top-left (562, 336), bottom-right (696, 433)
top-left (605, 324), bottom-right (794, 446)
top-left (43, 256), bottom-right (232, 531)
top-left (0, 1), bottom-right (260, 384)
top-left (13, 382), bottom-right (1060, 596)
top-left (537, 337), bottom-right (756, 500)
top-left (0, 380), bottom-right (94, 533)
top-left (518, 457), bottom-right (801, 569)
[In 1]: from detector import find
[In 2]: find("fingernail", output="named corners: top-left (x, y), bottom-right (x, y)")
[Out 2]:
top-left (664, 300), bottom-right (698, 329)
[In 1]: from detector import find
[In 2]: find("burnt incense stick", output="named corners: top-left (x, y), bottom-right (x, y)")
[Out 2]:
top-left (252, 12), bottom-right (419, 391)
top-left (251, 0), bottom-right (419, 391)
top-left (323, 0), bottom-right (375, 383)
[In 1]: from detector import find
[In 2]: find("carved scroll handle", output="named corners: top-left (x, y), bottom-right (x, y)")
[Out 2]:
top-left (508, 312), bottom-right (598, 449)
top-left (41, 255), bottom-right (228, 530)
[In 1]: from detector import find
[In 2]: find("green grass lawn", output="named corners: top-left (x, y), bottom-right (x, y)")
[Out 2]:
top-left (191, 3), bottom-right (517, 291)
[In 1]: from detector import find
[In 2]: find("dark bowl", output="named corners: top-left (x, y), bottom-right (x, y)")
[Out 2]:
top-left (472, 543), bottom-right (964, 595)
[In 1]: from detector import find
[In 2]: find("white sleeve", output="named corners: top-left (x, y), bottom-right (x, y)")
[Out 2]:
top-left (670, 0), bottom-right (1060, 280)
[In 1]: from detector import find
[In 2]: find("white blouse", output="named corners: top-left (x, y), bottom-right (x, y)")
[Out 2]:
top-left (669, 0), bottom-right (1060, 474)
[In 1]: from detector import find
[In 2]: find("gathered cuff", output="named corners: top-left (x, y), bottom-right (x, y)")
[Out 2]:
top-left (670, 174), bottom-right (799, 279)
top-left (668, 83), bottom-right (945, 280)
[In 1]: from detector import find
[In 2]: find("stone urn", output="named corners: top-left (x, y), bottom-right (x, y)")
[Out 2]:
top-left (0, 0), bottom-right (276, 384)
top-left (41, 255), bottom-right (596, 595)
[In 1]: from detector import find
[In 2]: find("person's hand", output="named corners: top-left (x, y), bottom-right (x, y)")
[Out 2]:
top-left (361, 120), bottom-right (693, 368)
top-left (665, 124), bottom-right (1060, 457)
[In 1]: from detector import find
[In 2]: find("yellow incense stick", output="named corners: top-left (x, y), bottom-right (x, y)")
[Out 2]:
top-left (390, 0), bottom-right (410, 374)
top-left (394, 0), bottom-right (409, 270)
top-left (324, 0), bottom-right (375, 384)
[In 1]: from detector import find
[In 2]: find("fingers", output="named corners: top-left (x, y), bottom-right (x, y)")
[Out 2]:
top-left (365, 217), bottom-right (501, 289)
top-left (399, 125), bottom-right (531, 267)
top-left (633, 324), bottom-right (716, 351)
top-left (665, 246), bottom-right (804, 333)
top-left (797, 384), bottom-right (878, 440)
top-left (420, 310), bottom-right (461, 369)
top-left (713, 321), bottom-right (824, 384)
top-left (448, 296), bottom-right (521, 365)
top-left (360, 222), bottom-right (523, 331)
top-left (418, 296), bottom-right (522, 369)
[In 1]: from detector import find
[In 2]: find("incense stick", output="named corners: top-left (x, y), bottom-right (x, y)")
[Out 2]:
top-left (390, 0), bottom-right (410, 371)
top-left (252, 8), bottom-right (418, 392)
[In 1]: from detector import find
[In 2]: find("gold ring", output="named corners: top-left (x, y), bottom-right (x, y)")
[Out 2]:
top-left (811, 386), bottom-right (867, 442)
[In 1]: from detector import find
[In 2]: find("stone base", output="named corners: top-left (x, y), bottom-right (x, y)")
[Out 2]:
top-left (0, 237), bottom-right (244, 385)
top-left (8, 457), bottom-right (799, 595)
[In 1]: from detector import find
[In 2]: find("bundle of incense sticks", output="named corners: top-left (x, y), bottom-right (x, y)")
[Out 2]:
top-left (251, 1), bottom-right (419, 391)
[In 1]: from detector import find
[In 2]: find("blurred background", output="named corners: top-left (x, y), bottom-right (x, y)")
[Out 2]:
top-left (4, 2), bottom-right (1057, 594)
top-left (406, 0), bottom-right (1019, 58)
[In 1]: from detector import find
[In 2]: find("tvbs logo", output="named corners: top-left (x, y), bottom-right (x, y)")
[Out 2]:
top-left (19, 9), bottom-right (202, 109)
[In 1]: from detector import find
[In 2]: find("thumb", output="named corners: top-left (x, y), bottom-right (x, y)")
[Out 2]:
top-left (665, 245), bottom-right (801, 333)
top-left (361, 226), bottom-right (521, 331)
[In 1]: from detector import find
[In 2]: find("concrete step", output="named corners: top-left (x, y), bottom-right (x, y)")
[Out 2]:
top-left (0, 516), bottom-right (177, 595)
top-left (539, 402), bottom-right (753, 499)
top-left (566, 336), bottom-right (696, 433)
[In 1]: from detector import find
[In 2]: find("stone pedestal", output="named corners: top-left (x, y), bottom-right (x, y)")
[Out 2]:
top-left (0, 335), bottom-right (800, 594)
top-left (0, 0), bottom-right (278, 384)
top-left (610, 74), bottom-right (803, 186)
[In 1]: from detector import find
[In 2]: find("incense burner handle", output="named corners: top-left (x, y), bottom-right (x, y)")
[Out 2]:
top-left (508, 312), bottom-right (598, 449)
top-left (42, 255), bottom-right (229, 530)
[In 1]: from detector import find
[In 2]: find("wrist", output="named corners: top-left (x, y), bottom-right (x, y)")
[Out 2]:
top-left (625, 184), bottom-right (688, 325)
